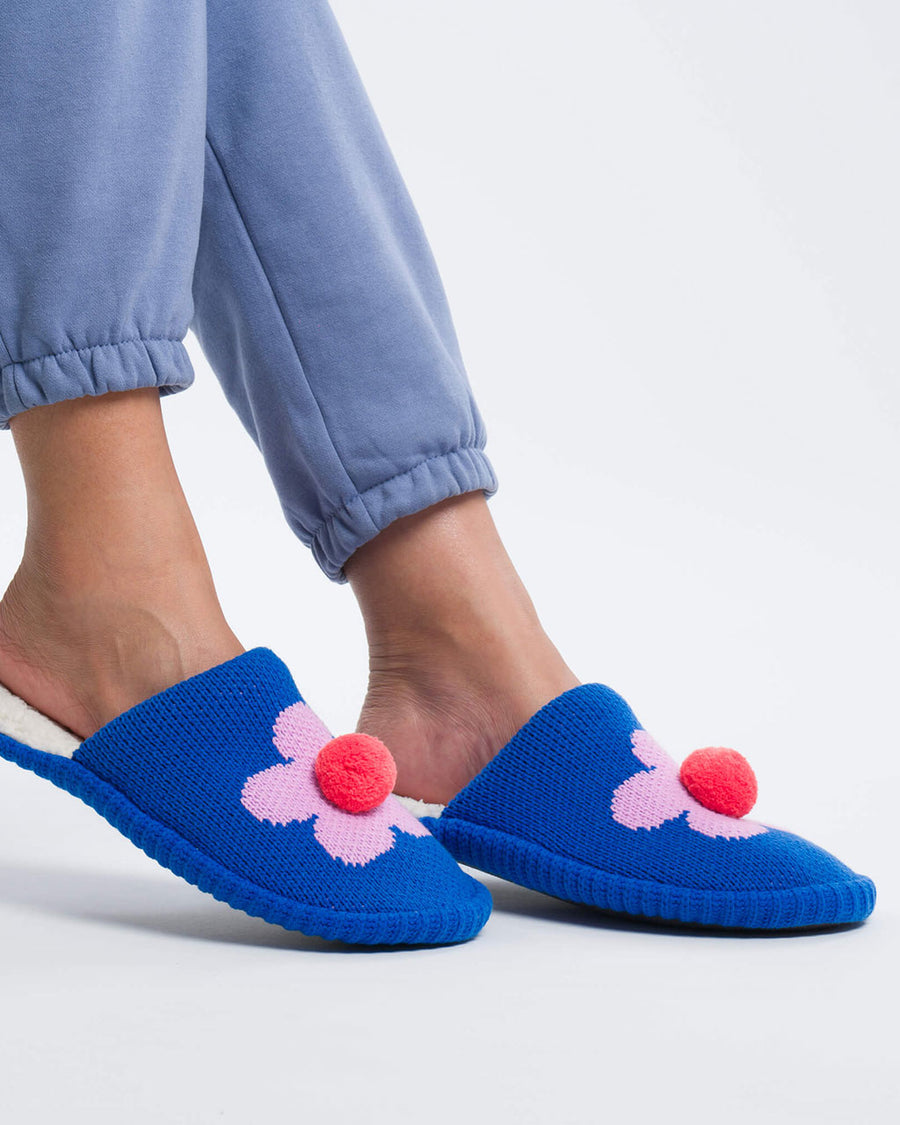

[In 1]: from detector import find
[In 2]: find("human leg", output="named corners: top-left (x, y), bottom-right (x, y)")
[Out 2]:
top-left (0, 0), bottom-right (205, 424)
top-left (0, 388), bottom-right (489, 944)
top-left (348, 493), bottom-right (577, 803)
top-left (0, 390), bottom-right (242, 737)
top-left (185, 5), bottom-right (874, 931)
top-left (192, 0), bottom-right (573, 800)
top-left (193, 0), bottom-right (497, 581)
top-left (0, 1), bottom-right (243, 734)
top-left (0, 1), bottom-right (492, 945)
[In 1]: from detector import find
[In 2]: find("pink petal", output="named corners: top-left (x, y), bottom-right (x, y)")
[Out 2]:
top-left (611, 769), bottom-right (687, 830)
top-left (630, 729), bottom-right (674, 770)
top-left (387, 799), bottom-right (431, 839)
top-left (313, 807), bottom-right (399, 865)
top-left (273, 702), bottom-right (332, 764)
top-left (241, 761), bottom-right (319, 827)
top-left (685, 803), bottom-right (767, 839)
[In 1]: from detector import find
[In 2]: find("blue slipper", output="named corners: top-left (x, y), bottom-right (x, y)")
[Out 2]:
top-left (0, 648), bottom-right (490, 945)
top-left (404, 684), bottom-right (875, 930)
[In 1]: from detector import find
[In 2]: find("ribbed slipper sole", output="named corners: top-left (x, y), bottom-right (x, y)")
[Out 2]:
top-left (0, 734), bottom-right (490, 946)
top-left (428, 815), bottom-right (876, 931)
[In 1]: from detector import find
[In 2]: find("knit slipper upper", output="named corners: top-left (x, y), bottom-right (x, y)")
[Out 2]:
top-left (0, 648), bottom-right (490, 945)
top-left (412, 684), bottom-right (875, 930)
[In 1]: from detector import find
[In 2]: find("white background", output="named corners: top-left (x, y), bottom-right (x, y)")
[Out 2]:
top-left (1, 1), bottom-right (897, 1121)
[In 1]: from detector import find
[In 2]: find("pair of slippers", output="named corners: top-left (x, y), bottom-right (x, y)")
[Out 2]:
top-left (0, 648), bottom-right (875, 945)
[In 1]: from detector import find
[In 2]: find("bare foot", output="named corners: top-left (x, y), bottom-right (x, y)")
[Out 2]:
top-left (0, 391), bottom-right (242, 738)
top-left (348, 493), bottom-right (578, 803)
top-left (0, 563), bottom-right (242, 739)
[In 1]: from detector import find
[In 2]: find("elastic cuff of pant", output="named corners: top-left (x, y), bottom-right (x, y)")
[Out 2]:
top-left (306, 445), bottom-right (499, 583)
top-left (0, 336), bottom-right (194, 429)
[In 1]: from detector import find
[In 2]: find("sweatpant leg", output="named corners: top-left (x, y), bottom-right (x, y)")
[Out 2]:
top-left (193, 0), bottom-right (497, 582)
top-left (0, 1), bottom-right (206, 428)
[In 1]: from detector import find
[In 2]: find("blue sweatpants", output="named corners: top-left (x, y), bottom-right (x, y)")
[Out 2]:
top-left (0, 0), bottom-right (496, 580)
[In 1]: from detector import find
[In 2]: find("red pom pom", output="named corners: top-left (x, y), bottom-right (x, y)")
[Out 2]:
top-left (314, 733), bottom-right (397, 813)
top-left (680, 746), bottom-right (757, 818)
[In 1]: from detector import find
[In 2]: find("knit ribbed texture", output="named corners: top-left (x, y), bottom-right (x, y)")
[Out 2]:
top-left (426, 684), bottom-right (875, 930)
top-left (0, 649), bottom-right (490, 945)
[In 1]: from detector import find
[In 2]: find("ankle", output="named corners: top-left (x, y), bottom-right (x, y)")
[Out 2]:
top-left (0, 559), bottom-right (242, 738)
top-left (348, 493), bottom-right (538, 634)
top-left (0, 391), bottom-right (243, 737)
top-left (349, 494), bottom-right (578, 801)
top-left (349, 492), bottom-right (576, 693)
top-left (358, 631), bottom-right (575, 802)
top-left (365, 612), bottom-right (573, 710)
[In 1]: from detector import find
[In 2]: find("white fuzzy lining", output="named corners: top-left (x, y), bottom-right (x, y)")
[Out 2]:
top-left (395, 795), bottom-right (445, 820)
top-left (0, 682), bottom-right (81, 758)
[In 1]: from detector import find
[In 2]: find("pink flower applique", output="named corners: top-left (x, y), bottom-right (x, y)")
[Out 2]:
top-left (241, 702), bottom-right (429, 866)
top-left (611, 729), bottom-right (767, 840)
